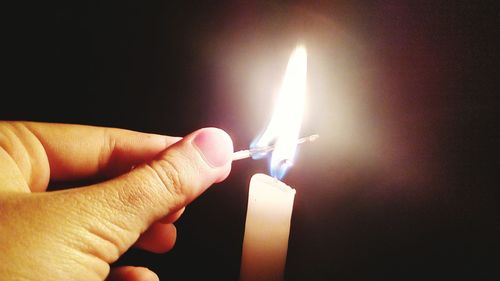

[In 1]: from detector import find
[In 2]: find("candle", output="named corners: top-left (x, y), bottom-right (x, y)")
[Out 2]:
top-left (240, 173), bottom-right (296, 281)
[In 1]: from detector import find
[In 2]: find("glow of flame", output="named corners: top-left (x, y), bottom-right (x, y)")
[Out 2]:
top-left (251, 46), bottom-right (307, 179)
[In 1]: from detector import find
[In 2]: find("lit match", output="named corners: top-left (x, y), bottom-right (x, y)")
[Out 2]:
top-left (232, 134), bottom-right (319, 161)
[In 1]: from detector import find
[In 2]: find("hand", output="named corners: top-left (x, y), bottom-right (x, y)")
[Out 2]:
top-left (0, 122), bottom-right (233, 281)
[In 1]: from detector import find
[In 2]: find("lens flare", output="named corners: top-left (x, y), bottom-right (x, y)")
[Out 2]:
top-left (251, 46), bottom-right (307, 179)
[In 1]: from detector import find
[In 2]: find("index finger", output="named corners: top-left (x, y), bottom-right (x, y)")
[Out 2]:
top-left (23, 122), bottom-right (180, 182)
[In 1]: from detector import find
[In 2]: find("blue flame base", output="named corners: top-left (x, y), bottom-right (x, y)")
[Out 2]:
top-left (270, 159), bottom-right (293, 180)
top-left (251, 135), bottom-right (294, 181)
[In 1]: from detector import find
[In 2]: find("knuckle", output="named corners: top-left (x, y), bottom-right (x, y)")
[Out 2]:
top-left (97, 129), bottom-right (117, 172)
top-left (146, 157), bottom-right (186, 203)
top-left (0, 122), bottom-right (50, 191)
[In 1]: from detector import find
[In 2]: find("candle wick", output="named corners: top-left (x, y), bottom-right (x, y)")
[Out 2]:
top-left (271, 159), bottom-right (293, 180)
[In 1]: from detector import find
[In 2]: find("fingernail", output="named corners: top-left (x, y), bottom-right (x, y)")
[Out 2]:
top-left (193, 128), bottom-right (234, 167)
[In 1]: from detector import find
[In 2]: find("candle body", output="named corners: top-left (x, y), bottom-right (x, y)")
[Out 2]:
top-left (240, 173), bottom-right (296, 281)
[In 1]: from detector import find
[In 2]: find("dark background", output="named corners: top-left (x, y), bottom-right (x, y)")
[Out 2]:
top-left (3, 1), bottom-right (498, 280)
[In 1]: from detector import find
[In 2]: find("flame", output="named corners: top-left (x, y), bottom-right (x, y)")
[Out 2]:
top-left (251, 46), bottom-right (307, 179)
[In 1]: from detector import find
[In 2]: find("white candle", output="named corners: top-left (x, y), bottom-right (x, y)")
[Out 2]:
top-left (240, 173), bottom-right (296, 281)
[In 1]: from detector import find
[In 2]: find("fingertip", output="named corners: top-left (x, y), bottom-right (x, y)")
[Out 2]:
top-left (107, 266), bottom-right (159, 281)
top-left (134, 223), bottom-right (177, 254)
top-left (192, 128), bottom-right (234, 168)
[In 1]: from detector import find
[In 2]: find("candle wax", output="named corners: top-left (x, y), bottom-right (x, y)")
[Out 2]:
top-left (240, 173), bottom-right (296, 281)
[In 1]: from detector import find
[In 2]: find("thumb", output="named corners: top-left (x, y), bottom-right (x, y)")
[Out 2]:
top-left (54, 128), bottom-right (233, 261)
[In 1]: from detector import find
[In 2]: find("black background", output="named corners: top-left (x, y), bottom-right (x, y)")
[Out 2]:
top-left (3, 1), bottom-right (498, 280)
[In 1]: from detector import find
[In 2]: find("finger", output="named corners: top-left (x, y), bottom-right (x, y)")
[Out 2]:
top-left (0, 122), bottom-right (50, 192)
top-left (107, 266), bottom-right (159, 281)
top-left (0, 148), bottom-right (31, 193)
top-left (22, 122), bottom-right (180, 182)
top-left (134, 223), bottom-right (177, 253)
top-left (158, 207), bottom-right (185, 224)
top-left (53, 128), bottom-right (233, 262)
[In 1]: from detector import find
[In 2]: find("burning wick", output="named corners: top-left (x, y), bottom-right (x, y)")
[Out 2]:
top-left (232, 134), bottom-right (319, 161)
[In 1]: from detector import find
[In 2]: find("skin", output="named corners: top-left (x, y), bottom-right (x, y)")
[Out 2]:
top-left (0, 121), bottom-right (234, 281)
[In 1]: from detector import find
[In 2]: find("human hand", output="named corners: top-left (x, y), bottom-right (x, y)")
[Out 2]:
top-left (0, 122), bottom-right (233, 281)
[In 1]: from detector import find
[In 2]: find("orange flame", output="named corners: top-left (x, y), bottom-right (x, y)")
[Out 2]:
top-left (252, 46), bottom-right (307, 179)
